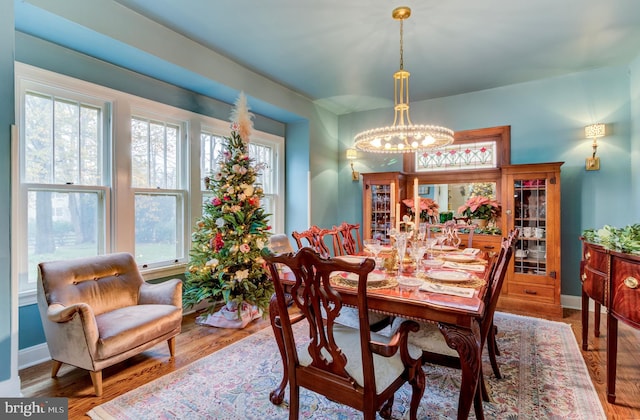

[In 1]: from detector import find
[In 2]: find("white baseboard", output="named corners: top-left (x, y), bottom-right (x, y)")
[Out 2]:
top-left (18, 343), bottom-right (51, 370)
top-left (0, 375), bottom-right (23, 397)
top-left (561, 293), bottom-right (606, 313)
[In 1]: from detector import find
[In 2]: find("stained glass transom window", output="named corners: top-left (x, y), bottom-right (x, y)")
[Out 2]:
top-left (415, 141), bottom-right (497, 172)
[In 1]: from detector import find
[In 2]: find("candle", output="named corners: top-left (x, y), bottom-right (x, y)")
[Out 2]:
top-left (395, 203), bottom-right (401, 231)
top-left (413, 178), bottom-right (420, 225)
top-left (389, 181), bottom-right (396, 219)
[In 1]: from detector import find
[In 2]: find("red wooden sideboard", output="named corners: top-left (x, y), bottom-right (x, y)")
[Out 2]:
top-left (580, 238), bottom-right (640, 403)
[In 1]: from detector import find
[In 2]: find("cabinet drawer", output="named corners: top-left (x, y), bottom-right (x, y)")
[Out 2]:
top-left (506, 282), bottom-right (556, 303)
top-left (581, 265), bottom-right (607, 305)
top-left (471, 235), bottom-right (501, 253)
top-left (610, 257), bottom-right (640, 327)
top-left (583, 244), bottom-right (608, 274)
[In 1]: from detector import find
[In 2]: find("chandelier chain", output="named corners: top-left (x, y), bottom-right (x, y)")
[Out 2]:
top-left (399, 18), bottom-right (404, 70)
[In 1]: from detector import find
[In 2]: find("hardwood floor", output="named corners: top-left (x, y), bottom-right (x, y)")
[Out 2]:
top-left (19, 308), bottom-right (640, 419)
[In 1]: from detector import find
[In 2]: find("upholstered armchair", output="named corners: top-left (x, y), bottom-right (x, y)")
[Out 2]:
top-left (37, 252), bottom-right (183, 396)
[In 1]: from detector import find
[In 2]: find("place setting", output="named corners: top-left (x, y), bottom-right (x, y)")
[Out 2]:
top-left (330, 255), bottom-right (399, 289)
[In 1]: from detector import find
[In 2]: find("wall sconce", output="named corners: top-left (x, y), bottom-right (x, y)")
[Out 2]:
top-left (585, 123), bottom-right (605, 171)
top-left (346, 148), bottom-right (359, 181)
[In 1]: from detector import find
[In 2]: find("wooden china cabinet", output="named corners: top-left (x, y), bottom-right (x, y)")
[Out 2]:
top-left (361, 172), bottom-right (406, 245)
top-left (359, 126), bottom-right (564, 318)
top-left (499, 162), bottom-right (563, 317)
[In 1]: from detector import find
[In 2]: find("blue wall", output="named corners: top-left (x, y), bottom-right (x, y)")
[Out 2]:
top-left (339, 65), bottom-right (638, 297)
top-left (0, 0), bottom-right (16, 395)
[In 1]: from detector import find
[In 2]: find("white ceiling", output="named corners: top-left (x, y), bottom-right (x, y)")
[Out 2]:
top-left (112, 1), bottom-right (640, 115)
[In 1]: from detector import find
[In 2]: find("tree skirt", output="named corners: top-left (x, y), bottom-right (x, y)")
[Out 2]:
top-left (195, 301), bottom-right (262, 329)
top-left (88, 312), bottom-right (605, 419)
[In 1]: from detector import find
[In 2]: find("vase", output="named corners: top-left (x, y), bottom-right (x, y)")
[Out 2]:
top-left (471, 218), bottom-right (488, 228)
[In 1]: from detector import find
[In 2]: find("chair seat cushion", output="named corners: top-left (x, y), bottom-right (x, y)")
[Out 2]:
top-left (95, 304), bottom-right (182, 360)
top-left (334, 307), bottom-right (390, 329)
top-left (390, 317), bottom-right (457, 358)
top-left (298, 324), bottom-right (422, 393)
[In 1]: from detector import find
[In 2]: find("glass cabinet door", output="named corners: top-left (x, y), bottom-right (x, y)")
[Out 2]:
top-left (512, 178), bottom-right (548, 275)
top-left (362, 173), bottom-right (404, 245)
top-left (369, 184), bottom-right (392, 244)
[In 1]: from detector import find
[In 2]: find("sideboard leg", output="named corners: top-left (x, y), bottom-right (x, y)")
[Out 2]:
top-left (581, 292), bottom-right (589, 350)
top-left (606, 313), bottom-right (618, 404)
top-left (594, 302), bottom-right (601, 337)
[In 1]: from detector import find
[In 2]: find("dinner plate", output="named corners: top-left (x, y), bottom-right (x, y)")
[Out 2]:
top-left (426, 269), bottom-right (472, 283)
top-left (397, 276), bottom-right (423, 288)
top-left (431, 245), bottom-right (458, 251)
top-left (441, 254), bottom-right (477, 263)
top-left (339, 271), bottom-right (386, 285)
top-left (334, 255), bottom-right (367, 264)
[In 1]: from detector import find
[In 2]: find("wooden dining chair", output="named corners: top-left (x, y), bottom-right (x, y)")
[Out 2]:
top-left (389, 229), bottom-right (517, 419)
top-left (334, 221), bottom-right (363, 255)
top-left (262, 247), bottom-right (426, 420)
top-left (291, 225), bottom-right (341, 258)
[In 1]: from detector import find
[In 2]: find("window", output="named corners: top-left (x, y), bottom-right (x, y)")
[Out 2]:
top-left (14, 63), bottom-right (285, 304)
top-left (16, 84), bottom-right (109, 297)
top-left (200, 129), bottom-right (284, 232)
top-left (415, 141), bottom-right (497, 171)
top-left (131, 116), bottom-right (186, 266)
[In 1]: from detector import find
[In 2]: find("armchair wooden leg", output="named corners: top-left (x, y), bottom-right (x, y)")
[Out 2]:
top-left (51, 360), bottom-right (63, 378)
top-left (89, 370), bottom-right (103, 397)
top-left (167, 336), bottom-right (176, 357)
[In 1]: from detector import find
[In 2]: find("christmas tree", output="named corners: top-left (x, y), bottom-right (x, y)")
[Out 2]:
top-left (183, 93), bottom-right (273, 323)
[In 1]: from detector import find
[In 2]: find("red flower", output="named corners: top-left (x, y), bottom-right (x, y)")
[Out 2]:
top-left (212, 197), bottom-right (222, 206)
top-left (464, 148), bottom-right (471, 154)
top-left (223, 196), bottom-right (231, 201)
top-left (212, 233), bottom-right (224, 251)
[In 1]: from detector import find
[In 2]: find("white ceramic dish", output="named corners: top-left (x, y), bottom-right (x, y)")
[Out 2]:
top-left (432, 245), bottom-right (458, 251)
top-left (422, 259), bottom-right (445, 268)
top-left (426, 269), bottom-right (472, 283)
top-left (397, 276), bottom-right (423, 288)
top-left (339, 271), bottom-right (386, 285)
top-left (441, 254), bottom-right (477, 263)
top-left (334, 255), bottom-right (367, 264)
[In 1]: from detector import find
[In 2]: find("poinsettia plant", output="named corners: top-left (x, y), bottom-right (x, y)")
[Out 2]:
top-left (402, 197), bottom-right (439, 222)
top-left (457, 196), bottom-right (500, 221)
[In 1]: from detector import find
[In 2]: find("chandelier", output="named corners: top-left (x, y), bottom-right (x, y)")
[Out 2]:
top-left (354, 6), bottom-right (454, 154)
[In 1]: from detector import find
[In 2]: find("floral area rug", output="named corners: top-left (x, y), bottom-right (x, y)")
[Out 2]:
top-left (88, 312), bottom-right (605, 419)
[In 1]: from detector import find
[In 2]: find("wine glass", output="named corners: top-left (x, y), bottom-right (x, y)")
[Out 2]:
top-left (435, 233), bottom-right (446, 251)
top-left (418, 223), bottom-right (427, 241)
top-left (425, 237), bottom-right (438, 259)
top-left (395, 233), bottom-right (408, 277)
top-left (363, 238), bottom-right (382, 268)
top-left (410, 241), bottom-right (426, 275)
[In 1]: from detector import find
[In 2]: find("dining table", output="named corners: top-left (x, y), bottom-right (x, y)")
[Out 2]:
top-left (267, 245), bottom-right (497, 420)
